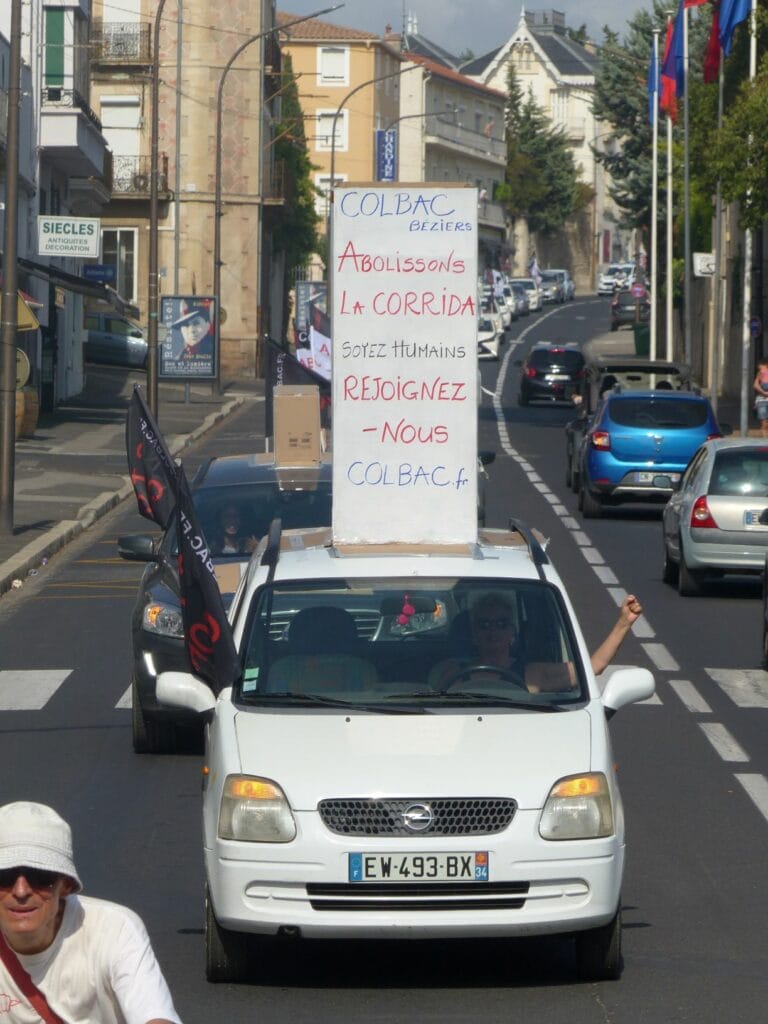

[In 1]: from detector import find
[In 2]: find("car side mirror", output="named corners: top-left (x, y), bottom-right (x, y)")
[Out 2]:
top-left (117, 534), bottom-right (158, 562)
top-left (479, 450), bottom-right (496, 467)
top-left (157, 671), bottom-right (216, 714)
top-left (600, 667), bottom-right (655, 719)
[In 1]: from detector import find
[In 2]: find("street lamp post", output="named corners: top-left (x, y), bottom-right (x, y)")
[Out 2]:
top-left (213, 6), bottom-right (341, 390)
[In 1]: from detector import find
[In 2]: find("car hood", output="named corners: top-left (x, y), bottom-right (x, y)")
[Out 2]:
top-left (232, 708), bottom-right (593, 810)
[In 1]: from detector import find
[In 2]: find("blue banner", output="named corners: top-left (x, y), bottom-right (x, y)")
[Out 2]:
top-left (375, 129), bottom-right (397, 182)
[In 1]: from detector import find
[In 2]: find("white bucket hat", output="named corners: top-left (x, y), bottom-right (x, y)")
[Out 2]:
top-left (0, 802), bottom-right (82, 892)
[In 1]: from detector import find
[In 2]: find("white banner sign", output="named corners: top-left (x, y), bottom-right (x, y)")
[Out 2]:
top-left (331, 185), bottom-right (478, 546)
top-left (37, 216), bottom-right (100, 258)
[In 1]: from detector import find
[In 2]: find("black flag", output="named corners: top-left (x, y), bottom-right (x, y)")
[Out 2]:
top-left (176, 467), bottom-right (240, 694)
top-left (264, 335), bottom-right (331, 437)
top-left (125, 386), bottom-right (178, 529)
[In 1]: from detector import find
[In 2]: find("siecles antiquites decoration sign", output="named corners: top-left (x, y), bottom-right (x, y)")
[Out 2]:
top-left (330, 185), bottom-right (478, 546)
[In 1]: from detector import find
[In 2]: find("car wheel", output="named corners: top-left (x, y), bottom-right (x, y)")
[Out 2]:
top-left (565, 448), bottom-right (573, 489)
top-left (575, 907), bottom-right (622, 981)
top-left (677, 540), bottom-right (703, 596)
top-left (662, 537), bottom-right (679, 585)
top-left (610, 322), bottom-right (618, 332)
top-left (571, 461), bottom-right (581, 494)
top-left (131, 674), bottom-right (176, 755)
top-left (581, 486), bottom-right (603, 519)
top-left (206, 887), bottom-right (254, 984)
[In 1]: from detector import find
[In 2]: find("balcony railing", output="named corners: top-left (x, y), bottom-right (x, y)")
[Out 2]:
top-left (43, 86), bottom-right (103, 132)
top-left (426, 117), bottom-right (506, 162)
top-left (91, 23), bottom-right (152, 64)
top-left (111, 154), bottom-right (170, 196)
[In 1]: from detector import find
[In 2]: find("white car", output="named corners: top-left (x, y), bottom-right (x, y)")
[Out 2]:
top-left (598, 264), bottom-right (635, 296)
top-left (159, 523), bottom-right (654, 984)
top-left (477, 316), bottom-right (500, 360)
top-left (510, 278), bottom-right (542, 312)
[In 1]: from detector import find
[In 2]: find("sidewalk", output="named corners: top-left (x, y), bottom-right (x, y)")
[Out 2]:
top-left (0, 365), bottom-right (263, 597)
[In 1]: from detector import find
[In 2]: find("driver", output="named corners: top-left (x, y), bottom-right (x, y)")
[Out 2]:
top-left (429, 593), bottom-right (523, 690)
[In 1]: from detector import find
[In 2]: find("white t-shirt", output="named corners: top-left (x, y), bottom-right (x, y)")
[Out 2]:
top-left (0, 895), bottom-right (181, 1024)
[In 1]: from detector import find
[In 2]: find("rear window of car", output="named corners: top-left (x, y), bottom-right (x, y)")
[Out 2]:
top-left (607, 398), bottom-right (709, 429)
top-left (530, 349), bottom-right (584, 371)
top-left (710, 449), bottom-right (768, 496)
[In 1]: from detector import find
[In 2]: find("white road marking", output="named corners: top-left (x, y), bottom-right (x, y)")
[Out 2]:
top-left (572, 531), bottom-right (591, 546)
top-left (668, 679), bottom-right (712, 714)
top-left (116, 685), bottom-right (132, 709)
top-left (699, 722), bottom-right (749, 762)
top-left (735, 774), bottom-right (768, 824)
top-left (560, 517), bottom-right (580, 530)
top-left (593, 565), bottom-right (619, 585)
top-left (581, 547), bottom-right (604, 564)
top-left (705, 668), bottom-right (768, 708)
top-left (0, 670), bottom-right (72, 710)
top-left (641, 643), bottom-right (679, 670)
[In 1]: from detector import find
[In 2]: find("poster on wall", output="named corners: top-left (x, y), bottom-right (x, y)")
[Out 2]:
top-left (330, 184), bottom-right (478, 546)
top-left (159, 296), bottom-right (217, 380)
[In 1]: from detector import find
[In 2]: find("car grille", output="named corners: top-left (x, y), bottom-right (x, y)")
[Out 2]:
top-left (306, 880), bottom-right (529, 912)
top-left (318, 797), bottom-right (516, 837)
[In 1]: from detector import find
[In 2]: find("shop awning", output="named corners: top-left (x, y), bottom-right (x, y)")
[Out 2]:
top-left (14, 256), bottom-right (140, 320)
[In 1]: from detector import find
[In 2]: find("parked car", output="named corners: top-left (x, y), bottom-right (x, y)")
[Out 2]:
top-left (578, 390), bottom-right (725, 518)
top-left (118, 453), bottom-right (334, 753)
top-left (549, 269), bottom-right (575, 301)
top-left (156, 519), bottom-right (654, 983)
top-left (84, 312), bottom-right (148, 368)
top-left (597, 263), bottom-right (635, 296)
top-left (517, 341), bottom-right (585, 406)
top-left (510, 277), bottom-right (542, 312)
top-left (477, 316), bottom-right (500, 360)
top-left (509, 281), bottom-right (531, 317)
top-left (662, 438), bottom-right (768, 595)
top-left (539, 270), bottom-right (565, 304)
top-left (610, 288), bottom-right (650, 331)
top-left (480, 296), bottom-right (504, 337)
top-left (565, 357), bottom-right (693, 492)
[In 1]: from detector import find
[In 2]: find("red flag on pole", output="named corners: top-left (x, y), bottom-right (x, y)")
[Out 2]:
top-left (703, 9), bottom-right (721, 83)
top-left (660, 20), bottom-right (678, 122)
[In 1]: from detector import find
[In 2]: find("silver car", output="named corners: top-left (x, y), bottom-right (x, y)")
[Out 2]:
top-left (662, 438), bottom-right (768, 596)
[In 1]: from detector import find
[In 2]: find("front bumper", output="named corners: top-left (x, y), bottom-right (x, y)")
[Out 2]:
top-left (205, 810), bottom-right (624, 940)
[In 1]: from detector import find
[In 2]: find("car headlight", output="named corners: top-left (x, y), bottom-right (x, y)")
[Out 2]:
top-left (218, 775), bottom-right (296, 843)
top-left (539, 772), bottom-right (614, 840)
top-left (142, 601), bottom-right (184, 638)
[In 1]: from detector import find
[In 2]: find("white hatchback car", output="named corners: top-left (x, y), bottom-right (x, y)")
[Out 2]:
top-left (159, 522), bottom-right (654, 984)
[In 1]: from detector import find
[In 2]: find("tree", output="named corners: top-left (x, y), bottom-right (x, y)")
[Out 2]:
top-left (497, 65), bottom-right (583, 234)
top-left (271, 54), bottom-right (320, 323)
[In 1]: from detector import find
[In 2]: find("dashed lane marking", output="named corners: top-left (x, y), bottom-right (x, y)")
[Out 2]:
top-left (668, 679), bottom-right (712, 714)
top-left (735, 774), bottom-right (768, 824)
top-left (640, 643), bottom-right (679, 671)
top-left (0, 670), bottom-right (72, 711)
top-left (699, 722), bottom-right (750, 763)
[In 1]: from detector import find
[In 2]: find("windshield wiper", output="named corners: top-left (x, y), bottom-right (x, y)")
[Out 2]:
top-left (436, 691), bottom-right (563, 711)
top-left (251, 692), bottom-right (428, 714)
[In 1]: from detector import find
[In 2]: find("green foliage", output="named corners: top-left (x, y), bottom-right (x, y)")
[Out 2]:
top-left (566, 24), bottom-right (589, 46)
top-left (498, 65), bottom-right (582, 234)
top-left (272, 55), bottom-right (320, 273)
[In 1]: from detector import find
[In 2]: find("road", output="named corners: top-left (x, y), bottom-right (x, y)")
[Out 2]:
top-left (1, 297), bottom-right (767, 1021)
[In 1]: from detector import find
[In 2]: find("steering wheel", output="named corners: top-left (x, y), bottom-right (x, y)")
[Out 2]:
top-left (442, 664), bottom-right (525, 690)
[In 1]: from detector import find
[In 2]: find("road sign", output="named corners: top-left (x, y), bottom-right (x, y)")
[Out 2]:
top-left (750, 316), bottom-right (762, 339)
top-left (631, 283), bottom-right (646, 298)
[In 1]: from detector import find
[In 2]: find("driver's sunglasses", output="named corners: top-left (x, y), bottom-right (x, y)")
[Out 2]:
top-left (0, 867), bottom-right (60, 891)
top-left (476, 617), bottom-right (513, 632)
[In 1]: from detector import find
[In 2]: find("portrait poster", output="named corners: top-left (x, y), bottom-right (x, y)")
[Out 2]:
top-left (159, 295), bottom-right (217, 379)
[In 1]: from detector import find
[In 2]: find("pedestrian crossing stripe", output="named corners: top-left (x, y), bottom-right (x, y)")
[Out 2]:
top-left (0, 670), bottom-right (72, 710)
top-left (705, 668), bottom-right (768, 708)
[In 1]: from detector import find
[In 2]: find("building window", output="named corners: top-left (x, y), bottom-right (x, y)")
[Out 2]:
top-left (317, 46), bottom-right (348, 86)
top-left (315, 110), bottom-right (348, 152)
top-left (101, 228), bottom-right (137, 301)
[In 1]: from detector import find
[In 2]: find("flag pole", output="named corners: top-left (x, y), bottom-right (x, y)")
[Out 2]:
top-left (650, 28), bottom-right (660, 360)
top-left (739, 0), bottom-right (758, 435)
top-left (711, 46), bottom-right (724, 417)
top-left (683, 4), bottom-right (692, 365)
top-left (666, 113), bottom-right (674, 361)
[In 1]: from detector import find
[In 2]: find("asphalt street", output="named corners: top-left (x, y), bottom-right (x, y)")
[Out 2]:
top-left (1, 298), bottom-right (767, 1021)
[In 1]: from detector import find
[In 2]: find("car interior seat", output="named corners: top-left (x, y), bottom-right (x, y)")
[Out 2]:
top-left (265, 606), bottom-right (378, 693)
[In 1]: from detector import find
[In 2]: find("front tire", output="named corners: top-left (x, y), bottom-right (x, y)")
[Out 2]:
top-left (206, 888), bottom-right (253, 984)
top-left (518, 390), bottom-right (529, 407)
top-left (131, 674), bottom-right (176, 754)
top-left (575, 907), bottom-right (622, 981)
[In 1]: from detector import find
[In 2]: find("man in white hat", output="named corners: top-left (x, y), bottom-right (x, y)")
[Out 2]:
top-left (0, 802), bottom-right (181, 1023)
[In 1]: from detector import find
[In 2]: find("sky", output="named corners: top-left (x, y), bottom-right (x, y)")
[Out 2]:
top-left (280, 0), bottom-right (651, 57)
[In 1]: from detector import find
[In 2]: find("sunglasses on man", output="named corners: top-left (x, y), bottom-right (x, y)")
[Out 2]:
top-left (0, 867), bottom-right (60, 891)
top-left (475, 617), bottom-right (513, 632)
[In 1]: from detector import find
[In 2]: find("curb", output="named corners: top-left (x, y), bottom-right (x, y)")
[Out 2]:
top-left (0, 396), bottom-right (245, 599)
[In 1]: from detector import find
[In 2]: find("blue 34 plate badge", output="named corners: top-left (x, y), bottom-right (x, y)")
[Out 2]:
top-left (349, 852), bottom-right (489, 882)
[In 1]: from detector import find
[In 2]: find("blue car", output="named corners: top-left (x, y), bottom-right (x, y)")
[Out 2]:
top-left (578, 390), bottom-right (724, 518)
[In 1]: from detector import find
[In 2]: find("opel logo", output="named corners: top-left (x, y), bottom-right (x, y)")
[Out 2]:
top-left (402, 802), bottom-right (433, 832)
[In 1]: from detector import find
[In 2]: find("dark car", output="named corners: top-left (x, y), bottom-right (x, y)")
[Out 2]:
top-left (577, 390), bottom-right (724, 518)
top-left (517, 342), bottom-right (585, 406)
top-left (610, 289), bottom-right (650, 331)
top-left (565, 357), bottom-right (693, 492)
top-left (118, 454), bottom-right (334, 753)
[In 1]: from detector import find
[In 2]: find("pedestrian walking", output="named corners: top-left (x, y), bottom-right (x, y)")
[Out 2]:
top-left (0, 801), bottom-right (181, 1024)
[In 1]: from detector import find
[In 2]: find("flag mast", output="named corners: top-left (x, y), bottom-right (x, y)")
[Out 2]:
top-left (650, 28), bottom-right (660, 360)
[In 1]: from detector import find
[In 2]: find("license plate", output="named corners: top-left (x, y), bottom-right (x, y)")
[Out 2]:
top-left (349, 852), bottom-right (489, 883)
top-left (744, 509), bottom-right (768, 527)
top-left (637, 471), bottom-right (680, 484)
top-left (545, 374), bottom-right (569, 381)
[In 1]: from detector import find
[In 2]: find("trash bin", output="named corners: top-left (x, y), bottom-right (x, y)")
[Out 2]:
top-left (633, 323), bottom-right (650, 357)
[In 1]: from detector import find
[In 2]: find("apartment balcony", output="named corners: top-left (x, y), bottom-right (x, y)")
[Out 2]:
top-left (40, 86), bottom-right (109, 178)
top-left (478, 198), bottom-right (507, 232)
top-left (563, 117), bottom-right (586, 142)
top-left (68, 147), bottom-right (113, 212)
top-left (263, 159), bottom-right (286, 205)
top-left (110, 154), bottom-right (171, 197)
top-left (91, 22), bottom-right (152, 66)
top-left (425, 117), bottom-right (506, 166)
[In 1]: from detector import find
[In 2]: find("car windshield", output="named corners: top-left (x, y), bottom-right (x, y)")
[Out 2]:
top-left (165, 479), bottom-right (333, 558)
top-left (608, 397), bottom-right (709, 429)
top-left (710, 449), bottom-right (768, 496)
top-left (237, 577), bottom-right (586, 709)
top-left (541, 272), bottom-right (558, 282)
